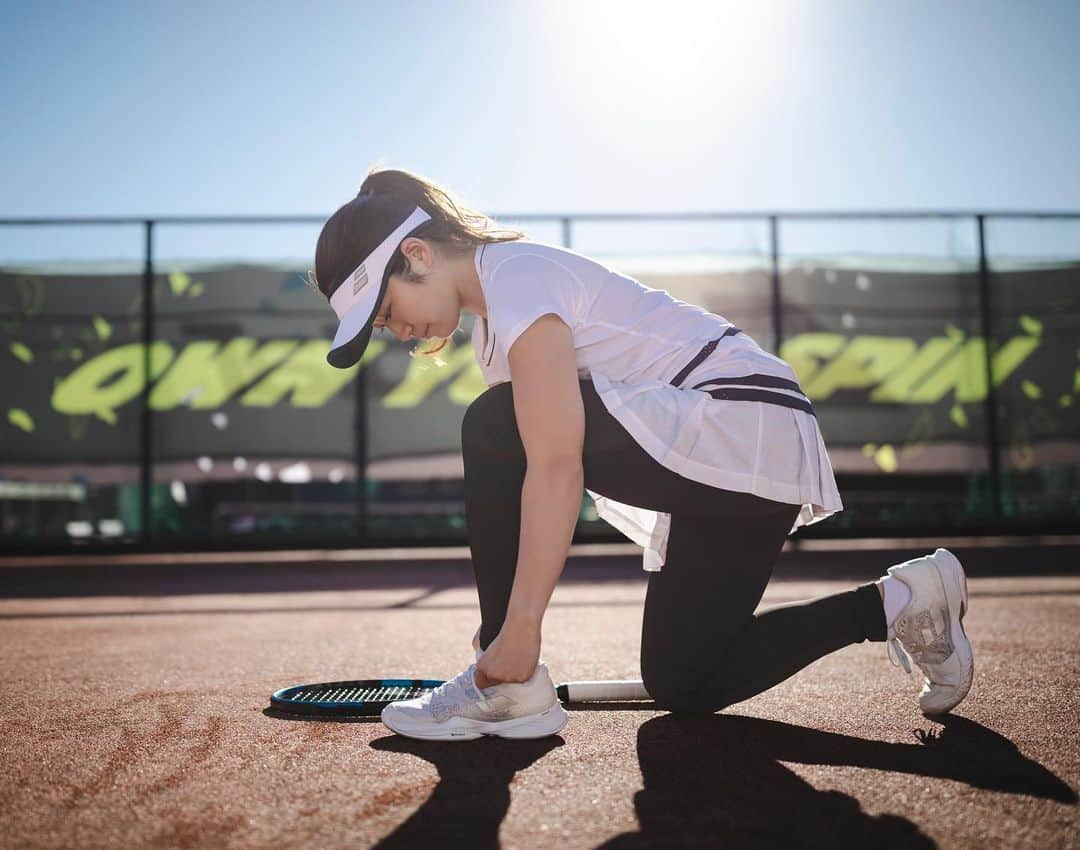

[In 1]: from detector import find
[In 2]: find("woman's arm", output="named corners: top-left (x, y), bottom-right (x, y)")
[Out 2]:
top-left (505, 460), bottom-right (584, 628)
top-left (474, 312), bottom-right (584, 687)
top-left (473, 461), bottom-right (583, 689)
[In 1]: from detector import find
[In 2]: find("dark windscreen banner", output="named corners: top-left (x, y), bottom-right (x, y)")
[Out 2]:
top-left (1, 262), bottom-right (1077, 469)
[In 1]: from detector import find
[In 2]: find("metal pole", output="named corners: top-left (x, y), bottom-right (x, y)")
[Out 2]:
top-left (561, 217), bottom-right (573, 249)
top-left (976, 215), bottom-right (1002, 523)
top-left (769, 216), bottom-right (783, 353)
top-left (140, 220), bottom-right (154, 542)
top-left (355, 361), bottom-right (368, 543)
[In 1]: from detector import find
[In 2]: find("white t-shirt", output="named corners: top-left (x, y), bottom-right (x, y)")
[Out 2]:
top-left (470, 239), bottom-right (843, 571)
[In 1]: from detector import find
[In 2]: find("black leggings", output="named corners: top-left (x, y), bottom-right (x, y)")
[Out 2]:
top-left (461, 379), bottom-right (887, 713)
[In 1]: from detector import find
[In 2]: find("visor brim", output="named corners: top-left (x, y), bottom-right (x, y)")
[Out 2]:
top-left (326, 276), bottom-right (384, 369)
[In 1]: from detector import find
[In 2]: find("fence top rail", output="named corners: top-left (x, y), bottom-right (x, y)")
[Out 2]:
top-left (1, 210), bottom-right (1079, 227)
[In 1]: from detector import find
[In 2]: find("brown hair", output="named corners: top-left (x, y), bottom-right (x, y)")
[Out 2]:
top-left (311, 164), bottom-right (525, 360)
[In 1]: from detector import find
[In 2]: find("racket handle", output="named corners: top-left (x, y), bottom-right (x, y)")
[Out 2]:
top-left (556, 679), bottom-right (651, 702)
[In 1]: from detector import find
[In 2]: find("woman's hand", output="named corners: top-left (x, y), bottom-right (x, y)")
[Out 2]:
top-left (474, 617), bottom-right (541, 690)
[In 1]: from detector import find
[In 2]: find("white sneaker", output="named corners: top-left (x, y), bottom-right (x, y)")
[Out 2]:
top-left (885, 548), bottom-right (975, 715)
top-left (380, 661), bottom-right (569, 741)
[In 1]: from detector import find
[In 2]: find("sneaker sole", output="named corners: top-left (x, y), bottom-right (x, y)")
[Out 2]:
top-left (381, 700), bottom-right (570, 741)
top-left (920, 547), bottom-right (975, 715)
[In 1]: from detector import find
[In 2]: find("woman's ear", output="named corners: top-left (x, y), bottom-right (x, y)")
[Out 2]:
top-left (402, 237), bottom-right (438, 276)
top-left (401, 237), bottom-right (426, 269)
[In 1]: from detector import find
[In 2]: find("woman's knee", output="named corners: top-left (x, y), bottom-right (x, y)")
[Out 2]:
top-left (641, 658), bottom-right (732, 714)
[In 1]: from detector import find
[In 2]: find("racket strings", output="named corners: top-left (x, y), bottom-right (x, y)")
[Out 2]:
top-left (292, 685), bottom-right (427, 704)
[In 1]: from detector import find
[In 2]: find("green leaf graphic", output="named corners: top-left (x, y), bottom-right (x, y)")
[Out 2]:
top-left (8, 409), bottom-right (34, 433)
top-left (10, 342), bottom-right (32, 363)
top-left (168, 271), bottom-right (191, 296)
top-left (1019, 315), bottom-right (1042, 336)
top-left (873, 444), bottom-right (898, 473)
top-left (92, 315), bottom-right (112, 340)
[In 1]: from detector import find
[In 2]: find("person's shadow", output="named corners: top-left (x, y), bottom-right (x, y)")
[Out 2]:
top-left (368, 732), bottom-right (563, 849)
top-left (367, 712), bottom-right (1075, 849)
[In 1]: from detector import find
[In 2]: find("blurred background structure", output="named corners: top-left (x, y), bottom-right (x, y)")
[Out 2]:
top-left (2, 0), bottom-right (1078, 553)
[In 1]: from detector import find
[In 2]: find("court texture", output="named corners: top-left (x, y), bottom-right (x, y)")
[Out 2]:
top-left (1, 538), bottom-right (1076, 850)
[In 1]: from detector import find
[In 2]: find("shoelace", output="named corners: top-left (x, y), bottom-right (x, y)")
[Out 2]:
top-left (886, 636), bottom-right (913, 675)
top-left (427, 663), bottom-right (508, 718)
top-left (428, 664), bottom-right (481, 703)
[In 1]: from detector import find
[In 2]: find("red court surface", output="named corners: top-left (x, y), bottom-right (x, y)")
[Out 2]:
top-left (1, 541), bottom-right (1077, 850)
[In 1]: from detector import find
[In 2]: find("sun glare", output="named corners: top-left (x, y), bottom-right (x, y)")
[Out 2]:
top-left (564, 0), bottom-right (787, 102)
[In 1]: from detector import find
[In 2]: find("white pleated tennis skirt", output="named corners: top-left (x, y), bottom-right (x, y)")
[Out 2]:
top-left (585, 371), bottom-right (844, 572)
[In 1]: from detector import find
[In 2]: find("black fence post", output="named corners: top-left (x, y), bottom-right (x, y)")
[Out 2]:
top-left (769, 215), bottom-right (782, 353)
top-left (976, 214), bottom-right (1003, 524)
top-left (355, 361), bottom-right (368, 543)
top-left (140, 220), bottom-right (154, 543)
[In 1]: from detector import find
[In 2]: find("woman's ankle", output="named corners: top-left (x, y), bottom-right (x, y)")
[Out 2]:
top-left (875, 575), bottom-right (912, 628)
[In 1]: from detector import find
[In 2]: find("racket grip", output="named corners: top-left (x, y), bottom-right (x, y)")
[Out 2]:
top-left (556, 679), bottom-right (652, 702)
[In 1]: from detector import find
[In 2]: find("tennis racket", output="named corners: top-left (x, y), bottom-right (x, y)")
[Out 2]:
top-left (270, 676), bottom-right (652, 717)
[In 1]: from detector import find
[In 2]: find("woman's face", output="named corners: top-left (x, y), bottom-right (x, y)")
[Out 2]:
top-left (373, 238), bottom-right (462, 343)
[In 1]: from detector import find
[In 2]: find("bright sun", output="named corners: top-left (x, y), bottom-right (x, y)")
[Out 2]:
top-left (559, 0), bottom-right (789, 103)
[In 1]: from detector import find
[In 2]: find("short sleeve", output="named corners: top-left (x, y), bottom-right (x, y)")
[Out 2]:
top-left (486, 254), bottom-right (581, 359)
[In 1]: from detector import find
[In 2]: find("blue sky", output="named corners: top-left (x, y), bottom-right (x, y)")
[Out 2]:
top-left (1, 0), bottom-right (1078, 264)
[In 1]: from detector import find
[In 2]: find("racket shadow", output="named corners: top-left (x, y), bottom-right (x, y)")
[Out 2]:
top-left (563, 700), bottom-right (658, 712)
top-left (261, 707), bottom-right (382, 723)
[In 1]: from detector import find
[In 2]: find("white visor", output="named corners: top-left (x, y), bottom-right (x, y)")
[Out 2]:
top-left (326, 205), bottom-right (431, 368)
